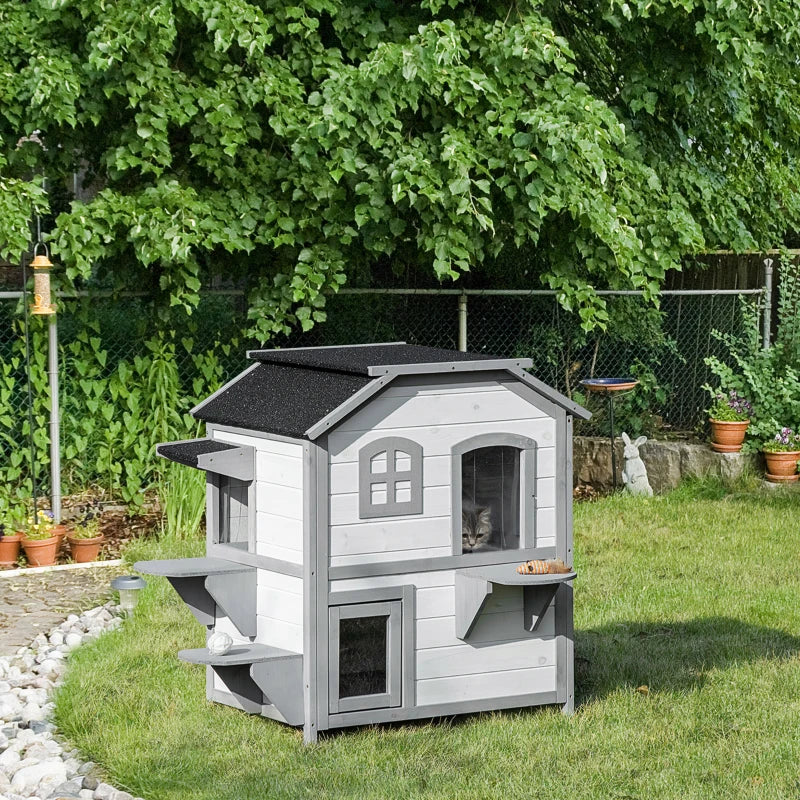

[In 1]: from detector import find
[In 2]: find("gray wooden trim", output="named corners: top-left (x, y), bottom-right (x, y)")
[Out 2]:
top-left (327, 584), bottom-right (416, 715)
top-left (326, 690), bottom-right (560, 729)
top-left (501, 379), bottom-right (563, 422)
top-left (208, 473), bottom-right (254, 553)
top-left (305, 376), bottom-right (393, 440)
top-left (328, 600), bottom-right (402, 713)
top-left (401, 584), bottom-right (416, 708)
top-left (197, 445), bottom-right (254, 481)
top-left (313, 436), bottom-right (331, 735)
top-left (206, 423), bottom-right (307, 447)
top-left (210, 688), bottom-right (294, 724)
top-left (191, 362), bottom-right (260, 416)
top-left (367, 359), bottom-right (532, 377)
top-left (358, 437), bottom-right (423, 519)
top-left (451, 432), bottom-right (537, 555)
top-left (558, 414), bottom-right (575, 714)
top-left (302, 441), bottom-right (318, 743)
top-left (207, 543), bottom-right (304, 578)
top-left (454, 573), bottom-right (492, 640)
top-left (503, 366), bottom-right (591, 420)
top-left (328, 546), bottom-right (558, 580)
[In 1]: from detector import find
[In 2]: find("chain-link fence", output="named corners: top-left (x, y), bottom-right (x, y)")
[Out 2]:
top-left (0, 285), bottom-right (766, 504)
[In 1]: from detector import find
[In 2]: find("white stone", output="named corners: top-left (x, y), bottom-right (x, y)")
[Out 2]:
top-left (15, 729), bottom-right (36, 746)
top-left (80, 790), bottom-right (95, 799)
top-left (36, 660), bottom-right (61, 678)
top-left (48, 631), bottom-right (64, 647)
top-left (0, 682), bottom-right (10, 695)
top-left (10, 759), bottom-right (68, 793)
top-left (64, 633), bottom-right (83, 650)
top-left (0, 731), bottom-right (7, 750)
top-left (0, 747), bottom-right (20, 767)
top-left (0, 695), bottom-right (23, 721)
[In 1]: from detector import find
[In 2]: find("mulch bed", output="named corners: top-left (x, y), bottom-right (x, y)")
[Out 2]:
top-left (1, 503), bottom-right (161, 570)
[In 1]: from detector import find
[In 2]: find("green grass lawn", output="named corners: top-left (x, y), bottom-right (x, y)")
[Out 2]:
top-left (55, 481), bottom-right (800, 799)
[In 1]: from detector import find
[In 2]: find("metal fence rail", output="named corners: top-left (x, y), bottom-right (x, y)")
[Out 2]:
top-left (0, 284), bottom-right (767, 505)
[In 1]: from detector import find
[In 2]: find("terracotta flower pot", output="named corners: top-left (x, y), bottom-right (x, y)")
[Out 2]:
top-left (709, 419), bottom-right (750, 453)
top-left (67, 534), bottom-right (104, 563)
top-left (52, 524), bottom-right (69, 553)
top-left (21, 535), bottom-right (59, 567)
top-left (763, 450), bottom-right (800, 483)
top-left (0, 533), bottom-right (23, 567)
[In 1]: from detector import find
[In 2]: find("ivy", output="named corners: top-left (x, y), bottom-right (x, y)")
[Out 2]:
top-left (0, 1), bottom-right (798, 334)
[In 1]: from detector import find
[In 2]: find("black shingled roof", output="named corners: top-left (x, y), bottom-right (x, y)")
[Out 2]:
top-left (193, 344), bottom-right (589, 439)
top-left (156, 438), bottom-right (236, 468)
top-left (247, 343), bottom-right (495, 375)
top-left (193, 362), bottom-right (373, 439)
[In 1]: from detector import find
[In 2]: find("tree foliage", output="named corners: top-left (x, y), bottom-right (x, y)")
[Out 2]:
top-left (1, 0), bottom-right (798, 336)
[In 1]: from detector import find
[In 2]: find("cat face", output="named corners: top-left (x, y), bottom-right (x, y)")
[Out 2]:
top-left (462, 505), bottom-right (492, 552)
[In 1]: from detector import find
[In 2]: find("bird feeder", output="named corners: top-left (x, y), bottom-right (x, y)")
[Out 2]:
top-left (29, 244), bottom-right (55, 316)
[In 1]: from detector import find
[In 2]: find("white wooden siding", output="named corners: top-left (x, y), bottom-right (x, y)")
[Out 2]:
top-left (416, 666), bottom-right (557, 705)
top-left (331, 570), bottom-right (559, 705)
top-left (328, 379), bottom-right (559, 563)
top-left (211, 430), bottom-right (305, 566)
top-left (256, 570), bottom-right (303, 654)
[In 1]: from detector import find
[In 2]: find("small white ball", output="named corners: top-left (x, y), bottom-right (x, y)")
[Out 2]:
top-left (207, 631), bottom-right (233, 656)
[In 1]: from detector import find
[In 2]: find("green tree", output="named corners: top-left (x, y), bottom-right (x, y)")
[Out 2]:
top-left (1, 0), bottom-right (798, 337)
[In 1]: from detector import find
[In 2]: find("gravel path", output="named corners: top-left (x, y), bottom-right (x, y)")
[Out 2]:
top-left (0, 566), bottom-right (125, 658)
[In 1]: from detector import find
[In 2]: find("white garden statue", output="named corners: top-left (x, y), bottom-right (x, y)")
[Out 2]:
top-left (621, 432), bottom-right (653, 496)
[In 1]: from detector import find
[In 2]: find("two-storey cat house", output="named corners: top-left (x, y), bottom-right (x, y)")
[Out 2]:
top-left (136, 344), bottom-right (589, 743)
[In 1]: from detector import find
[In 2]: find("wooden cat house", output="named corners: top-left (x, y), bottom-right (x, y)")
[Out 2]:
top-left (136, 344), bottom-right (589, 743)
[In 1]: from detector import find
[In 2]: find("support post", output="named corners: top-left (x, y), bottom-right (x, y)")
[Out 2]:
top-left (762, 258), bottom-right (774, 350)
top-left (48, 313), bottom-right (61, 523)
top-left (458, 291), bottom-right (467, 352)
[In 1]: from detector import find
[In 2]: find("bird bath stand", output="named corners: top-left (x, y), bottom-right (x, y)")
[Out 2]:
top-left (579, 379), bottom-right (640, 490)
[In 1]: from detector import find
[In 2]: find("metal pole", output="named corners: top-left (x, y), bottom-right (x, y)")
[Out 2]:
top-left (48, 313), bottom-right (61, 523)
top-left (458, 291), bottom-right (468, 352)
top-left (762, 258), bottom-right (774, 350)
top-left (21, 258), bottom-right (38, 519)
top-left (608, 393), bottom-right (617, 491)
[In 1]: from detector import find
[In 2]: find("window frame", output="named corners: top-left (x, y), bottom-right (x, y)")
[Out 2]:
top-left (358, 437), bottom-right (423, 519)
top-left (451, 433), bottom-right (537, 556)
top-left (328, 600), bottom-right (403, 713)
top-left (209, 473), bottom-right (256, 554)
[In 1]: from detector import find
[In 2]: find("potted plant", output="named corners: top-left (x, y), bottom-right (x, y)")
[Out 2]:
top-left (707, 389), bottom-right (752, 453)
top-left (21, 510), bottom-right (59, 566)
top-left (0, 520), bottom-right (23, 567)
top-left (762, 428), bottom-right (800, 483)
top-left (67, 510), bottom-right (104, 563)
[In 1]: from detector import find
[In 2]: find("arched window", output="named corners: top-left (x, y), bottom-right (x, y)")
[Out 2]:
top-left (359, 438), bottom-right (423, 519)
top-left (452, 434), bottom-right (537, 555)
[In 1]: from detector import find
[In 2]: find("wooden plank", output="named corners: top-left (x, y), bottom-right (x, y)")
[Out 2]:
top-left (417, 638), bottom-right (557, 680)
top-left (213, 429), bottom-right (304, 458)
top-left (537, 507), bottom-right (556, 537)
top-left (255, 541), bottom-right (303, 565)
top-left (211, 614), bottom-right (251, 645)
top-left (535, 536), bottom-right (556, 550)
top-left (330, 547), bottom-right (452, 568)
top-left (256, 483), bottom-right (303, 521)
top-left (257, 586), bottom-right (303, 624)
top-left (330, 485), bottom-right (450, 526)
top-left (257, 570), bottom-right (303, 596)
top-left (256, 452), bottom-right (304, 488)
top-left (416, 607), bottom-right (556, 649)
top-left (330, 570), bottom-right (455, 593)
top-left (257, 614), bottom-right (303, 653)
top-left (381, 383), bottom-right (507, 399)
top-left (329, 418), bottom-right (556, 463)
top-left (537, 477), bottom-right (556, 507)
top-left (538, 447), bottom-right (556, 478)
top-left (336, 387), bottom-right (547, 434)
top-left (256, 512), bottom-right (303, 552)
top-left (416, 665), bottom-right (557, 705)
top-left (416, 586), bottom-right (455, 619)
top-left (330, 515), bottom-right (451, 556)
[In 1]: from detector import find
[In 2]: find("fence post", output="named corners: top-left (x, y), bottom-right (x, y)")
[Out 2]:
top-left (48, 313), bottom-right (61, 523)
top-left (762, 258), bottom-right (774, 349)
top-left (458, 291), bottom-right (468, 352)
